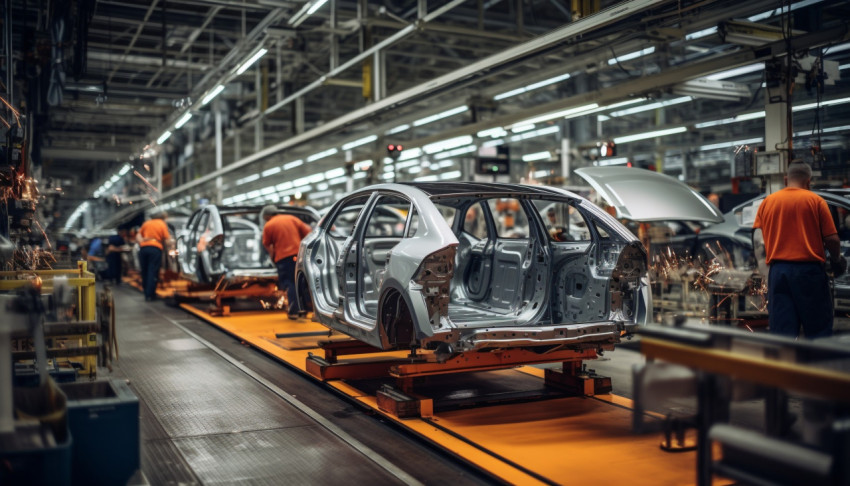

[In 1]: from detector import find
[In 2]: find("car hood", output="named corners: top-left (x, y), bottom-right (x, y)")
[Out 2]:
top-left (575, 167), bottom-right (724, 223)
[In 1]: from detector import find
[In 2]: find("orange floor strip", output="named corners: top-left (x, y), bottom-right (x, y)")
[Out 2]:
top-left (170, 301), bottom-right (711, 485)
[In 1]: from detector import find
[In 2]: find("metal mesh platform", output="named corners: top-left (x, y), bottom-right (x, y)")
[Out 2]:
top-left (109, 286), bottom-right (409, 485)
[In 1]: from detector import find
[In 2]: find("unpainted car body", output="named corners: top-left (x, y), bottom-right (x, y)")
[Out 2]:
top-left (177, 205), bottom-right (320, 284)
top-left (297, 182), bottom-right (651, 353)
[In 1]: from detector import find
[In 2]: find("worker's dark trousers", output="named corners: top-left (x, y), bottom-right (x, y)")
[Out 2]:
top-left (767, 261), bottom-right (833, 338)
top-left (139, 246), bottom-right (162, 301)
top-left (275, 256), bottom-right (299, 315)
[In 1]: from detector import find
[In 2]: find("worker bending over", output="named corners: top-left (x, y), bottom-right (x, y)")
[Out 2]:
top-left (753, 162), bottom-right (846, 338)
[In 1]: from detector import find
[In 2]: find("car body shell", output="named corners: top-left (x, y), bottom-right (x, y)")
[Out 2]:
top-left (297, 182), bottom-right (651, 353)
top-left (176, 205), bottom-right (320, 284)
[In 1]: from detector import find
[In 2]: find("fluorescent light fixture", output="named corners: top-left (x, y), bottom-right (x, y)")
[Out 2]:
top-left (522, 151), bottom-right (551, 162)
top-left (386, 124), bottom-right (410, 135)
top-left (309, 189), bottom-right (333, 199)
top-left (380, 172), bottom-right (394, 180)
top-left (329, 177), bottom-right (347, 186)
top-left (423, 135), bottom-right (473, 155)
top-left (236, 48), bottom-right (268, 75)
top-left (794, 97), bottom-right (850, 111)
top-left (341, 134), bottom-right (377, 151)
top-left (699, 137), bottom-right (763, 151)
top-left (324, 168), bottom-right (345, 179)
top-left (433, 145), bottom-right (477, 160)
top-left (118, 164), bottom-right (132, 176)
top-left (306, 148), bottom-right (338, 162)
top-left (383, 164), bottom-right (394, 172)
top-left (614, 126), bottom-right (687, 144)
top-left (686, 26), bottom-right (718, 41)
top-left (261, 186), bottom-right (276, 195)
top-left (175, 112), bottom-right (193, 129)
top-left (609, 97), bottom-right (691, 117)
top-left (396, 160), bottom-right (420, 170)
top-left (477, 127), bottom-right (508, 138)
top-left (353, 172), bottom-right (368, 180)
top-left (237, 174), bottom-right (260, 185)
top-left (436, 160), bottom-right (456, 169)
top-left (157, 131), bottom-right (172, 145)
top-left (608, 46), bottom-right (655, 65)
top-left (201, 84), bottom-right (225, 106)
top-left (308, 0), bottom-right (329, 15)
top-left (412, 106), bottom-right (468, 127)
top-left (414, 174), bottom-right (438, 182)
top-left (533, 170), bottom-right (551, 178)
top-left (826, 42), bottom-right (850, 55)
top-left (233, 194), bottom-right (248, 203)
top-left (510, 103), bottom-right (598, 128)
top-left (493, 73), bottom-right (571, 101)
top-left (705, 64), bottom-right (763, 81)
top-left (316, 182), bottom-right (329, 191)
top-left (262, 167), bottom-right (281, 177)
top-left (276, 182), bottom-right (293, 191)
top-left (398, 147), bottom-right (423, 161)
top-left (511, 124), bottom-right (536, 133)
top-left (247, 190), bottom-right (261, 199)
top-left (482, 139), bottom-right (505, 148)
top-left (407, 166), bottom-right (422, 174)
top-left (439, 170), bottom-right (462, 180)
top-left (819, 124), bottom-right (850, 134)
top-left (695, 111), bottom-right (765, 128)
top-left (283, 160), bottom-right (304, 170)
top-left (509, 125), bottom-right (559, 142)
top-left (841, 64), bottom-right (850, 71)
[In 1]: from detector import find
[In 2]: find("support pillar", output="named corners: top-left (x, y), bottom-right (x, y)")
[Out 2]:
top-left (214, 99), bottom-right (223, 204)
top-left (763, 58), bottom-right (791, 195)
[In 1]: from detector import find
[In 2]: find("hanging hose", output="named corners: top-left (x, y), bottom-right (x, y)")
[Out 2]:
top-left (98, 288), bottom-right (119, 371)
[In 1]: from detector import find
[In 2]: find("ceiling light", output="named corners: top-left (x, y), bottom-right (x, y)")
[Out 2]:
top-left (609, 97), bottom-right (691, 117)
top-left (118, 164), bottom-right (132, 176)
top-left (341, 134), bottom-right (377, 151)
top-left (236, 48), bottom-right (268, 75)
top-left (673, 79), bottom-right (750, 101)
top-left (386, 124), bottom-right (409, 135)
top-left (324, 168), bottom-right (345, 179)
top-left (509, 125), bottom-right (559, 142)
top-left (306, 148), bottom-right (338, 162)
top-left (423, 135), bottom-right (473, 154)
top-left (283, 160), bottom-right (303, 170)
top-left (511, 124), bottom-right (535, 133)
top-left (695, 111), bottom-right (765, 128)
top-left (157, 131), bottom-right (172, 145)
top-left (201, 85), bottom-right (225, 106)
top-left (412, 106), bottom-right (468, 127)
top-left (175, 112), bottom-right (193, 129)
top-left (747, 0), bottom-right (825, 22)
top-left (522, 151), bottom-right (551, 162)
top-left (509, 103), bottom-right (598, 128)
top-left (699, 137), bottom-right (763, 151)
top-left (595, 157), bottom-right (630, 166)
top-left (477, 127), bottom-right (508, 138)
top-left (614, 126), bottom-right (687, 144)
top-left (608, 46), bottom-right (655, 65)
top-left (433, 145), bottom-right (476, 160)
top-left (705, 64), bottom-right (764, 81)
top-left (686, 27), bottom-right (717, 41)
top-left (262, 167), bottom-right (281, 177)
top-left (290, 0), bottom-right (329, 27)
top-left (494, 73), bottom-right (571, 101)
top-left (439, 170), bottom-right (462, 180)
top-left (237, 174), bottom-right (260, 185)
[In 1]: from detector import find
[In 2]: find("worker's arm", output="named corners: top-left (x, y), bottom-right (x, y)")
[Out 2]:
top-left (824, 234), bottom-right (841, 261)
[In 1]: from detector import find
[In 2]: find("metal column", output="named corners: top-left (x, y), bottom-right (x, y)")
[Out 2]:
top-left (214, 99), bottom-right (223, 204)
top-left (764, 59), bottom-right (790, 195)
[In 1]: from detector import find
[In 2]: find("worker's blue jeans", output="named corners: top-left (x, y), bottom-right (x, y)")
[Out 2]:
top-left (275, 256), bottom-right (299, 316)
top-left (139, 246), bottom-right (162, 301)
top-left (767, 261), bottom-right (833, 338)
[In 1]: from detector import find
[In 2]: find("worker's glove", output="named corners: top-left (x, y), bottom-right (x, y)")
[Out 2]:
top-left (831, 255), bottom-right (847, 278)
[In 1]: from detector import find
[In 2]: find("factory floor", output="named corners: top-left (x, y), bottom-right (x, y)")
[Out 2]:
top-left (107, 285), bottom-right (490, 485)
top-left (106, 282), bottom-right (845, 485)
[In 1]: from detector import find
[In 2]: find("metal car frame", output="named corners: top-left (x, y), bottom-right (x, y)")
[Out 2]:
top-left (297, 182), bottom-right (651, 354)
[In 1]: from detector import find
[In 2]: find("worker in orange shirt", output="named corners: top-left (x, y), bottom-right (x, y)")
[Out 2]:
top-left (753, 163), bottom-right (846, 338)
top-left (261, 205), bottom-right (313, 320)
top-left (137, 211), bottom-right (170, 301)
